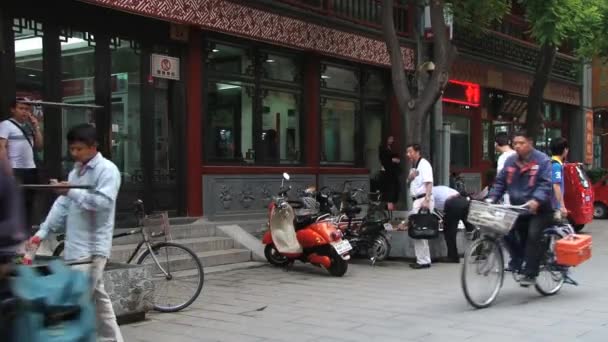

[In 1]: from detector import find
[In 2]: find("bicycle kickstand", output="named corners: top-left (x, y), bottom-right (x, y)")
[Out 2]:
top-left (564, 273), bottom-right (579, 286)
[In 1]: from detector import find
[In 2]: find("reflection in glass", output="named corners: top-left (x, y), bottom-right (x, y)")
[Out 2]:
top-left (207, 43), bottom-right (253, 76)
top-left (321, 65), bottom-right (359, 92)
top-left (321, 98), bottom-right (356, 163)
top-left (446, 115), bottom-right (470, 168)
top-left (110, 39), bottom-right (141, 181)
top-left (61, 31), bottom-right (96, 175)
top-left (363, 102), bottom-right (384, 172)
top-left (261, 90), bottom-right (301, 164)
top-left (207, 81), bottom-right (253, 161)
top-left (262, 54), bottom-right (299, 82)
top-left (14, 21), bottom-right (44, 161)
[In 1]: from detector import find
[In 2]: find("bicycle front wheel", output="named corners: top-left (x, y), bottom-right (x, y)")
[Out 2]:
top-left (137, 242), bottom-right (204, 312)
top-left (461, 237), bottom-right (504, 309)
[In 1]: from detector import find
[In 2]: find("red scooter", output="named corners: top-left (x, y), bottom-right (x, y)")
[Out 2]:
top-left (262, 173), bottom-right (352, 277)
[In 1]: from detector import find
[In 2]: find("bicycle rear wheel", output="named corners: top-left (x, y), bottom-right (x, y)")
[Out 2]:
top-left (137, 242), bottom-right (204, 312)
top-left (461, 237), bottom-right (504, 309)
top-left (535, 235), bottom-right (565, 296)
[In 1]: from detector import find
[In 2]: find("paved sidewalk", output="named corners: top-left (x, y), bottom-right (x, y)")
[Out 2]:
top-left (122, 221), bottom-right (608, 342)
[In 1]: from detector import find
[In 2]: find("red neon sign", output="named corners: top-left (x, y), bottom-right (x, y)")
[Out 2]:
top-left (442, 80), bottom-right (481, 107)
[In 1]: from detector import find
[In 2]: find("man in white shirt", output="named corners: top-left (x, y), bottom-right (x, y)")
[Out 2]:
top-left (495, 132), bottom-right (516, 204)
top-left (433, 185), bottom-right (475, 263)
top-left (0, 98), bottom-right (43, 229)
top-left (405, 144), bottom-right (434, 269)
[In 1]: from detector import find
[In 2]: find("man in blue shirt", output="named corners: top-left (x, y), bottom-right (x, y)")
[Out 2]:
top-left (29, 124), bottom-right (123, 342)
top-left (488, 130), bottom-right (553, 287)
top-left (549, 137), bottom-right (569, 219)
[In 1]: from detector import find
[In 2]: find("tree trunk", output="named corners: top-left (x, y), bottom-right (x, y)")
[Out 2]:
top-left (381, 0), bottom-right (412, 142)
top-left (525, 43), bottom-right (557, 141)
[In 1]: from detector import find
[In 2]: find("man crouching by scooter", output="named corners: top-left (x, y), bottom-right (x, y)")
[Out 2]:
top-left (487, 130), bottom-right (553, 287)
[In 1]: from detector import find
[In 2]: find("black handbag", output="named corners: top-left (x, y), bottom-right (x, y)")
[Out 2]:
top-left (408, 209), bottom-right (439, 240)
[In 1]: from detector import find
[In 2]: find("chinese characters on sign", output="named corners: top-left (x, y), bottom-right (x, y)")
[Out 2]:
top-left (151, 54), bottom-right (180, 80)
top-left (585, 110), bottom-right (594, 165)
top-left (442, 80), bottom-right (481, 107)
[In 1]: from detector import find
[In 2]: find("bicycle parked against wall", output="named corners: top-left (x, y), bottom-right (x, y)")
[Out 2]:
top-left (53, 200), bottom-right (204, 312)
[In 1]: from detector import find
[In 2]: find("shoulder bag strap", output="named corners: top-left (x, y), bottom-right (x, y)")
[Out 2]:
top-left (8, 119), bottom-right (34, 150)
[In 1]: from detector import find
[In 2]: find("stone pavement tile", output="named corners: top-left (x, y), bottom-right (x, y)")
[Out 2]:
top-left (170, 313), bottom-right (322, 341)
top-left (289, 315), bottom-right (363, 330)
top-left (139, 320), bottom-right (263, 342)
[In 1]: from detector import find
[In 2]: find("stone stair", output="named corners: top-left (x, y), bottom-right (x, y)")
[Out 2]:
top-left (108, 219), bottom-right (264, 269)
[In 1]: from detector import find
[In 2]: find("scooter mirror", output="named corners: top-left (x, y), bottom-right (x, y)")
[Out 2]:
top-left (283, 172), bottom-right (290, 181)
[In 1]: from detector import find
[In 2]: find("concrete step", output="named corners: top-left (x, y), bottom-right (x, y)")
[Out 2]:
top-left (111, 219), bottom-right (267, 246)
top-left (138, 248), bottom-right (252, 271)
top-left (110, 236), bottom-right (237, 263)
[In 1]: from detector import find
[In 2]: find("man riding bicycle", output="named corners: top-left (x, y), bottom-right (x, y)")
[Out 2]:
top-left (487, 130), bottom-right (553, 287)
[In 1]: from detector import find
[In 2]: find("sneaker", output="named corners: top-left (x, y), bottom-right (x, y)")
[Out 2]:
top-left (505, 258), bottom-right (523, 272)
top-left (409, 263), bottom-right (431, 269)
top-left (519, 276), bottom-right (536, 287)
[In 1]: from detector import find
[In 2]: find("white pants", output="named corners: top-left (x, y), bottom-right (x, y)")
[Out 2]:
top-left (73, 257), bottom-right (124, 342)
top-left (411, 197), bottom-right (435, 265)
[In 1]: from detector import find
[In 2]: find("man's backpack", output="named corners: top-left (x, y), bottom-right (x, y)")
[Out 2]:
top-left (11, 260), bottom-right (96, 342)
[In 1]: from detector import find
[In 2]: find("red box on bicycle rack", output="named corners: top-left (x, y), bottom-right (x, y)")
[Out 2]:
top-left (555, 234), bottom-right (592, 267)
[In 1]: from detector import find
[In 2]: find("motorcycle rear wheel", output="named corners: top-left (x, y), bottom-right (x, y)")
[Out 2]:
top-left (264, 244), bottom-right (290, 267)
top-left (328, 250), bottom-right (349, 277)
top-left (368, 234), bottom-right (391, 262)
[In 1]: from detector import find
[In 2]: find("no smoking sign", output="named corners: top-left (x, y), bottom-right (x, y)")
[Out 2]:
top-left (151, 54), bottom-right (180, 80)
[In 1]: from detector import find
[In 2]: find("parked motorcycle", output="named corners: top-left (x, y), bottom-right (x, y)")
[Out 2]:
top-left (313, 182), bottom-right (392, 265)
top-left (261, 173), bottom-right (352, 277)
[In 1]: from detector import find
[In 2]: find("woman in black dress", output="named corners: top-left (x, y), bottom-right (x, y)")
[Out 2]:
top-left (378, 135), bottom-right (401, 211)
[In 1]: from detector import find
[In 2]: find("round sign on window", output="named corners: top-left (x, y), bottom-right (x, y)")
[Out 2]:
top-left (161, 59), bottom-right (172, 72)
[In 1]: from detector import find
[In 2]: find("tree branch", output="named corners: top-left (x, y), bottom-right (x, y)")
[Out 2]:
top-left (525, 43), bottom-right (557, 141)
top-left (382, 0), bottom-right (414, 113)
top-left (416, 0), bottom-right (456, 116)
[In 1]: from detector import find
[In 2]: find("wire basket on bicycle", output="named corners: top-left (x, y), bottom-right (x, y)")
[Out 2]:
top-left (142, 212), bottom-right (171, 241)
top-left (467, 201), bottom-right (520, 235)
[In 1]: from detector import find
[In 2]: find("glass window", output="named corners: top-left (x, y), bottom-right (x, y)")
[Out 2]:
top-left (110, 39), bottom-right (141, 181)
top-left (261, 53), bottom-right (300, 83)
top-left (13, 20), bottom-right (44, 161)
top-left (543, 103), bottom-right (551, 121)
top-left (207, 81), bottom-right (253, 162)
top-left (482, 121), bottom-right (491, 160)
top-left (321, 98), bottom-right (357, 163)
top-left (445, 115), bottom-right (471, 168)
top-left (554, 104), bottom-right (562, 122)
top-left (363, 102), bottom-right (385, 172)
top-left (321, 65), bottom-right (359, 92)
top-left (363, 70), bottom-right (386, 98)
top-left (594, 135), bottom-right (602, 168)
top-left (60, 30), bottom-right (96, 175)
top-left (207, 43), bottom-right (253, 76)
top-left (260, 90), bottom-right (301, 164)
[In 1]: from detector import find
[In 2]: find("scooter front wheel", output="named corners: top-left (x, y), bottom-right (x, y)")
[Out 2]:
top-left (328, 250), bottom-right (349, 277)
top-left (264, 244), bottom-right (290, 266)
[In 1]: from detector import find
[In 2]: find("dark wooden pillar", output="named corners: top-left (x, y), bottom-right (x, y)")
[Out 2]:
top-left (94, 33), bottom-right (112, 158)
top-left (0, 6), bottom-right (16, 119)
top-left (186, 29), bottom-right (203, 216)
top-left (304, 54), bottom-right (320, 167)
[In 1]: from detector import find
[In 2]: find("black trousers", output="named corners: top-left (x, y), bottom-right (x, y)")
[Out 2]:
top-left (443, 196), bottom-right (475, 260)
top-left (13, 168), bottom-right (38, 231)
top-left (506, 212), bottom-right (554, 277)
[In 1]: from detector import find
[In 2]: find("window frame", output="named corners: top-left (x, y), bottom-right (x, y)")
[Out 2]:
top-left (203, 37), bottom-right (305, 166)
top-left (319, 60), bottom-right (390, 167)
